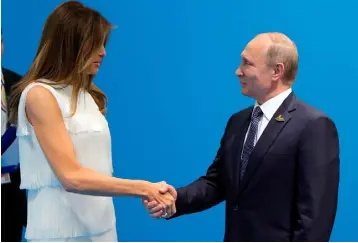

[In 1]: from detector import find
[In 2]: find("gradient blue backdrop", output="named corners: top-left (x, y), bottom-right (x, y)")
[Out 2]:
top-left (2, 0), bottom-right (357, 241)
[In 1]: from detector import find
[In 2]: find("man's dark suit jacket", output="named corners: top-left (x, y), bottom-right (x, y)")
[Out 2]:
top-left (170, 93), bottom-right (339, 242)
top-left (1, 68), bottom-right (27, 242)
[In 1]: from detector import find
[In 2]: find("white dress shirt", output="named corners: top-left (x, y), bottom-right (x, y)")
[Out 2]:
top-left (243, 88), bottom-right (292, 147)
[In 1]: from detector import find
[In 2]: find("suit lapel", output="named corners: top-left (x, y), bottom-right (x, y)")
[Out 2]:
top-left (229, 110), bottom-right (251, 193)
top-left (237, 93), bottom-right (297, 197)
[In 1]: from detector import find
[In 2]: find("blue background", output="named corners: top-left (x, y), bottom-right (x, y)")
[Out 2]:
top-left (2, 0), bottom-right (357, 241)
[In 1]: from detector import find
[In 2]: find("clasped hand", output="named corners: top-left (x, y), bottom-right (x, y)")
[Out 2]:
top-left (143, 181), bottom-right (177, 218)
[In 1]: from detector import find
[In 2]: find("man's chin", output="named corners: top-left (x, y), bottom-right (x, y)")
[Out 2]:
top-left (241, 88), bottom-right (249, 96)
top-left (241, 89), bottom-right (256, 100)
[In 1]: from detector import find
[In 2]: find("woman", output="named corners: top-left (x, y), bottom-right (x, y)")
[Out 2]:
top-left (8, 1), bottom-right (174, 241)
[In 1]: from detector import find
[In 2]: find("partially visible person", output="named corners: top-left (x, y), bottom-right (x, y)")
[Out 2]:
top-left (1, 32), bottom-right (27, 242)
top-left (144, 32), bottom-right (339, 242)
top-left (8, 1), bottom-right (175, 242)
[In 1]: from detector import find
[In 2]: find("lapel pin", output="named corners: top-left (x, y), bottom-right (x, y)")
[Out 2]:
top-left (275, 114), bottom-right (285, 122)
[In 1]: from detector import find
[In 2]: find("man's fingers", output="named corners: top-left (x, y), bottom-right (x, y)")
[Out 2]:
top-left (142, 198), bottom-right (165, 219)
top-left (149, 204), bottom-right (163, 214)
top-left (171, 203), bottom-right (176, 216)
top-left (167, 185), bottom-right (177, 199)
top-left (147, 200), bottom-right (158, 207)
top-left (144, 200), bottom-right (163, 215)
top-left (151, 210), bottom-right (163, 219)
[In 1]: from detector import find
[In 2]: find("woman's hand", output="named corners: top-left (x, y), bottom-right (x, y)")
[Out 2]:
top-left (143, 181), bottom-right (176, 218)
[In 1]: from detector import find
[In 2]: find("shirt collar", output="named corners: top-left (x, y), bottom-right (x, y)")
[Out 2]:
top-left (253, 88), bottom-right (292, 121)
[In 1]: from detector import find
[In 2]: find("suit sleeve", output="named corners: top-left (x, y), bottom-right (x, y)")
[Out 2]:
top-left (2, 68), bottom-right (22, 96)
top-left (293, 116), bottom-right (340, 241)
top-left (168, 115), bottom-right (234, 219)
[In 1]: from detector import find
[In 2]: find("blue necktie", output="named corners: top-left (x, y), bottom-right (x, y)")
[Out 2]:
top-left (240, 106), bottom-right (263, 180)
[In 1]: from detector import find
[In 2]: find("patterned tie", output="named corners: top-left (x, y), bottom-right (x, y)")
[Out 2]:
top-left (240, 106), bottom-right (263, 180)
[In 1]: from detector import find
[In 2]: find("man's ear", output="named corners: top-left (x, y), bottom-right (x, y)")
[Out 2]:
top-left (272, 63), bottom-right (284, 81)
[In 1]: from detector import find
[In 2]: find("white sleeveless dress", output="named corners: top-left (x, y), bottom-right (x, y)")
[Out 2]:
top-left (17, 80), bottom-right (117, 241)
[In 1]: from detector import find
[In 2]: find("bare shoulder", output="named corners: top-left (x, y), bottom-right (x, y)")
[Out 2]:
top-left (26, 83), bottom-right (55, 103)
top-left (25, 83), bottom-right (62, 123)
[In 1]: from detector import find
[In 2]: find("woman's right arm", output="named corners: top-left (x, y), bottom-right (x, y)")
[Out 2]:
top-left (24, 85), bottom-right (174, 210)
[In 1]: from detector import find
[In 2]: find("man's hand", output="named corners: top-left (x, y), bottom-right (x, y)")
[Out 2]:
top-left (142, 181), bottom-right (177, 219)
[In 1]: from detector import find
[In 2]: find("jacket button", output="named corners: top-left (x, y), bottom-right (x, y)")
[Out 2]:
top-left (233, 206), bottom-right (239, 211)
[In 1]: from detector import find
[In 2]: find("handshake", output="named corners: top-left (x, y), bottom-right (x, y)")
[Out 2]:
top-left (142, 181), bottom-right (177, 219)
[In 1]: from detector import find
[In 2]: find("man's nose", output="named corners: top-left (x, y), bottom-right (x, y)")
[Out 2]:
top-left (235, 65), bottom-right (243, 77)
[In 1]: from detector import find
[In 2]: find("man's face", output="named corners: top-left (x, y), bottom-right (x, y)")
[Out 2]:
top-left (235, 37), bottom-right (274, 102)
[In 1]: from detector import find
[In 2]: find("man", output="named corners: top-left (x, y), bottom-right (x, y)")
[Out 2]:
top-left (144, 32), bottom-right (340, 241)
top-left (1, 33), bottom-right (27, 242)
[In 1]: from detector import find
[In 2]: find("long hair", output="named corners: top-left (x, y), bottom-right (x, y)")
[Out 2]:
top-left (8, 0), bottom-right (114, 125)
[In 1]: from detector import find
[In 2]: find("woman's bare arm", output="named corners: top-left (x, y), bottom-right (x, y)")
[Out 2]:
top-left (24, 85), bottom-right (174, 211)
